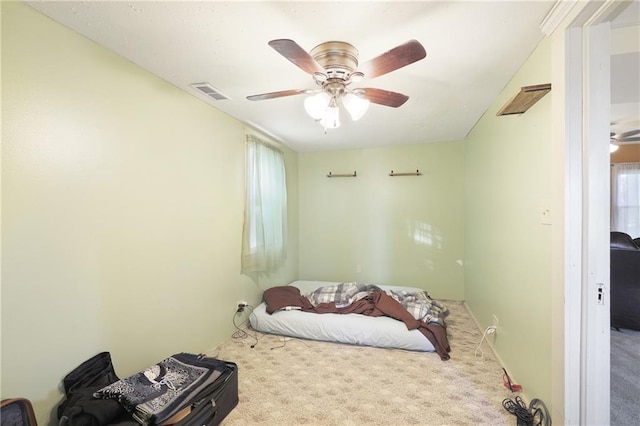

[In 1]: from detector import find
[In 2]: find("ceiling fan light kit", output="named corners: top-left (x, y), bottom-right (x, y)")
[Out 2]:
top-left (342, 92), bottom-right (370, 121)
top-left (247, 38), bottom-right (427, 131)
top-left (319, 104), bottom-right (341, 129)
top-left (304, 92), bottom-right (330, 120)
top-left (610, 129), bottom-right (640, 153)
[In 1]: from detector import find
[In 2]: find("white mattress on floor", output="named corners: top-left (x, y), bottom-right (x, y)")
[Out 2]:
top-left (249, 280), bottom-right (435, 352)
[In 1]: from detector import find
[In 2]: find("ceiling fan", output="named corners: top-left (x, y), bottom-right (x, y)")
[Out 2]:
top-left (610, 129), bottom-right (640, 153)
top-left (611, 129), bottom-right (640, 144)
top-left (246, 39), bottom-right (427, 129)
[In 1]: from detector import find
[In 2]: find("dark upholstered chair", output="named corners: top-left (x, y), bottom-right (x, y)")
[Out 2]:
top-left (610, 232), bottom-right (640, 331)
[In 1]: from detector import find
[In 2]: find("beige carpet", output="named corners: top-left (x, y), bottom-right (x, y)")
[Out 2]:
top-left (210, 301), bottom-right (520, 425)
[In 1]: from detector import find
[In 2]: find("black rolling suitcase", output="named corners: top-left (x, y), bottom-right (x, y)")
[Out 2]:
top-left (57, 352), bottom-right (238, 426)
top-left (169, 360), bottom-right (238, 426)
top-left (1, 398), bottom-right (37, 426)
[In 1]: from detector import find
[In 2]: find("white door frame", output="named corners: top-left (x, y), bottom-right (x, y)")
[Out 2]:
top-left (581, 20), bottom-right (611, 426)
top-left (562, 23), bottom-right (586, 425)
top-left (557, 1), bottom-right (629, 424)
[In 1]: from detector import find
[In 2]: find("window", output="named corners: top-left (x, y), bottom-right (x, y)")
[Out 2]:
top-left (611, 162), bottom-right (640, 238)
top-left (241, 134), bottom-right (288, 273)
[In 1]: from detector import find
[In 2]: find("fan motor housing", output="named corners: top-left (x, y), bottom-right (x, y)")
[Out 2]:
top-left (310, 41), bottom-right (359, 80)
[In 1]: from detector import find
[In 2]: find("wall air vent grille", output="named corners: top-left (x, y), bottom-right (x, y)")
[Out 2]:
top-left (190, 83), bottom-right (230, 101)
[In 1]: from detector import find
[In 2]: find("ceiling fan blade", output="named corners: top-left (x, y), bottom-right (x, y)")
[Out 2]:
top-left (247, 89), bottom-right (310, 101)
top-left (358, 40), bottom-right (426, 79)
top-left (268, 39), bottom-right (326, 76)
top-left (617, 129), bottom-right (640, 139)
top-left (611, 129), bottom-right (640, 142)
top-left (360, 88), bottom-right (409, 108)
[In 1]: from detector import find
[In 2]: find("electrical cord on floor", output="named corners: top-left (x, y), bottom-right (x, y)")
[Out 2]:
top-left (502, 396), bottom-right (551, 426)
top-left (529, 399), bottom-right (551, 426)
top-left (503, 396), bottom-right (533, 425)
top-left (232, 305), bottom-right (260, 348)
top-left (503, 368), bottom-right (523, 392)
top-left (270, 336), bottom-right (288, 350)
top-left (474, 325), bottom-right (496, 359)
top-left (231, 305), bottom-right (311, 351)
top-left (270, 335), bottom-right (312, 350)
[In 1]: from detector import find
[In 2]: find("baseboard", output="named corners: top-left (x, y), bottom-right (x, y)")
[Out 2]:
top-left (462, 301), bottom-right (531, 403)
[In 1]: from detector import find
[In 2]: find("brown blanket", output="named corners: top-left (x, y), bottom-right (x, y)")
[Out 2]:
top-left (262, 286), bottom-right (451, 360)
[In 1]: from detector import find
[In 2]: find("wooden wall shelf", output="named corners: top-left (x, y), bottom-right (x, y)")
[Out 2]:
top-left (497, 83), bottom-right (551, 116)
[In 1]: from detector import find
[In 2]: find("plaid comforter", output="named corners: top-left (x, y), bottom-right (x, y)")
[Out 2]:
top-left (386, 289), bottom-right (448, 326)
top-left (306, 282), bottom-right (448, 326)
top-left (306, 283), bottom-right (383, 308)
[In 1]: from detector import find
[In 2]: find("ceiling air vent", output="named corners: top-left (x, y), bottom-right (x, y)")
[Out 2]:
top-left (190, 83), bottom-right (230, 101)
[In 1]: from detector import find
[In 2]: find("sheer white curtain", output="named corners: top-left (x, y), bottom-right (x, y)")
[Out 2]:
top-left (611, 162), bottom-right (640, 238)
top-left (241, 135), bottom-right (288, 274)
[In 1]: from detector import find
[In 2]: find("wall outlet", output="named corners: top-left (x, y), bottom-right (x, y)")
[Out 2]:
top-left (236, 301), bottom-right (248, 313)
top-left (485, 315), bottom-right (499, 335)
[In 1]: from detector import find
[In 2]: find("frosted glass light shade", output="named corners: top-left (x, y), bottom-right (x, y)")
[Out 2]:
top-left (342, 93), bottom-right (370, 121)
top-left (319, 106), bottom-right (340, 129)
top-left (610, 143), bottom-right (619, 153)
top-left (304, 92), bottom-right (331, 120)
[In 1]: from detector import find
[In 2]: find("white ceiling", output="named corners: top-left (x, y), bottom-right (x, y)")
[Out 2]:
top-left (24, 1), bottom-right (636, 152)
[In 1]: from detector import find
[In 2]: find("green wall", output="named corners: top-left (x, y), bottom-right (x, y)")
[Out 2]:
top-left (298, 142), bottom-right (466, 300)
top-left (464, 36), bottom-right (552, 405)
top-left (2, 0), bottom-right (556, 420)
top-left (1, 2), bottom-right (298, 422)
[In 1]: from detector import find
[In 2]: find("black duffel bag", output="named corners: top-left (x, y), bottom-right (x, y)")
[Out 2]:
top-left (57, 352), bottom-right (133, 426)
